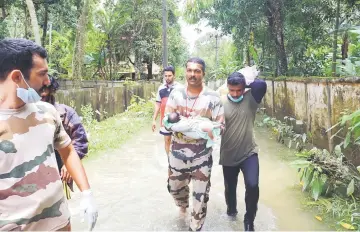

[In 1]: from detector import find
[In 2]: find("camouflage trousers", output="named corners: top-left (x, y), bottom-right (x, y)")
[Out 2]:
top-left (167, 149), bottom-right (213, 231)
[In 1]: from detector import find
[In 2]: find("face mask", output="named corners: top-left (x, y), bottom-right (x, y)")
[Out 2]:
top-left (227, 94), bottom-right (243, 103)
top-left (16, 73), bottom-right (41, 104)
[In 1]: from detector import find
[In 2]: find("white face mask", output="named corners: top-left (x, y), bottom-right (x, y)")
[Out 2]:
top-left (16, 73), bottom-right (41, 104)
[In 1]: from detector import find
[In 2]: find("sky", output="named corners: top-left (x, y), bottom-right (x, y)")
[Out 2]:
top-left (99, 0), bottom-right (219, 53)
top-left (177, 0), bottom-right (217, 53)
top-left (178, 20), bottom-right (217, 53)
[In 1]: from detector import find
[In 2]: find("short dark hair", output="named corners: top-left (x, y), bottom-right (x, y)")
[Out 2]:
top-left (227, 71), bottom-right (246, 86)
top-left (163, 65), bottom-right (175, 75)
top-left (0, 39), bottom-right (47, 81)
top-left (186, 57), bottom-right (206, 72)
top-left (48, 75), bottom-right (60, 91)
top-left (39, 75), bottom-right (59, 105)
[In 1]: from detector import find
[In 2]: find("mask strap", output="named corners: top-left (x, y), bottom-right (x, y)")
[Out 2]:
top-left (19, 73), bottom-right (31, 88)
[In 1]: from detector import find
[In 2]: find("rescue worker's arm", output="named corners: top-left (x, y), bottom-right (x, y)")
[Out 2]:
top-left (214, 93), bottom-right (225, 134)
top-left (152, 102), bottom-right (161, 132)
top-left (246, 79), bottom-right (267, 104)
top-left (54, 109), bottom-right (90, 191)
top-left (163, 90), bottom-right (178, 131)
top-left (67, 107), bottom-right (89, 159)
top-left (152, 87), bottom-right (162, 131)
top-left (203, 94), bottom-right (225, 139)
top-left (58, 144), bottom-right (90, 191)
top-left (60, 106), bottom-right (89, 183)
top-left (58, 144), bottom-right (98, 231)
top-left (54, 110), bottom-right (98, 231)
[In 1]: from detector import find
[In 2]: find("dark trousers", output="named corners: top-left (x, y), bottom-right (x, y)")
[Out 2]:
top-left (222, 154), bottom-right (259, 222)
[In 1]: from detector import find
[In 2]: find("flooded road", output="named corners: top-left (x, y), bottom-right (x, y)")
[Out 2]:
top-left (68, 125), bottom-right (328, 231)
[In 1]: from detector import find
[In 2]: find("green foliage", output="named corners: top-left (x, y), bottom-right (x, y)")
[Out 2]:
top-left (81, 103), bottom-right (95, 127)
top-left (183, 0), bottom-right (360, 77)
top-left (0, 0), bottom-right (188, 80)
top-left (46, 30), bottom-right (74, 78)
top-left (83, 96), bottom-right (153, 155)
top-left (303, 196), bottom-right (360, 230)
top-left (0, 20), bottom-right (9, 39)
top-left (330, 109), bottom-right (360, 150)
top-left (292, 146), bottom-right (360, 200)
top-left (168, 23), bottom-right (189, 72)
top-left (257, 110), bottom-right (360, 230)
top-left (123, 79), bottom-right (138, 87)
top-left (192, 33), bottom-right (241, 80)
top-left (257, 116), bottom-right (308, 152)
top-left (126, 95), bottom-right (154, 118)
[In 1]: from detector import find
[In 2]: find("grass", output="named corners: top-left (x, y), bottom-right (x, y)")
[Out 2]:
top-left (81, 96), bottom-right (153, 160)
top-left (300, 194), bottom-right (360, 230)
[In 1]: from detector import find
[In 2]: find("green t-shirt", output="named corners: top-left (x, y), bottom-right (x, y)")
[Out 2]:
top-left (220, 91), bottom-right (259, 166)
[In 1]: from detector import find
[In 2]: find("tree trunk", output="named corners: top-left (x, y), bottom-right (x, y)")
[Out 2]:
top-left (332, 0), bottom-right (341, 77)
top-left (107, 35), bottom-right (113, 80)
top-left (0, 0), bottom-right (6, 20)
top-left (341, 32), bottom-right (349, 60)
top-left (147, 56), bottom-right (153, 80)
top-left (265, 0), bottom-right (287, 76)
top-left (162, 0), bottom-right (168, 68)
top-left (247, 28), bottom-right (255, 65)
top-left (72, 0), bottom-right (90, 84)
top-left (134, 49), bottom-right (142, 80)
top-left (246, 47), bottom-right (251, 66)
top-left (41, 3), bottom-right (48, 46)
top-left (23, 5), bottom-right (28, 39)
top-left (25, 0), bottom-right (41, 45)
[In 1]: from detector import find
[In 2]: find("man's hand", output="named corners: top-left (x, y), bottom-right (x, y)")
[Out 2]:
top-left (237, 65), bottom-right (260, 85)
top-left (61, 166), bottom-right (72, 183)
top-left (80, 189), bottom-right (98, 231)
top-left (152, 120), bottom-right (156, 132)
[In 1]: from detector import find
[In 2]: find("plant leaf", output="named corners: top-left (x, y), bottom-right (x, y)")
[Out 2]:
top-left (288, 139), bottom-right (292, 149)
top-left (347, 179), bottom-right (355, 196)
top-left (303, 168), bottom-right (315, 191)
top-left (341, 114), bottom-right (353, 126)
top-left (350, 121), bottom-right (360, 132)
top-left (312, 175), bottom-right (323, 201)
top-left (302, 133), bottom-right (307, 143)
top-left (326, 121), bottom-right (341, 132)
top-left (263, 117), bottom-right (270, 123)
top-left (340, 222), bottom-right (355, 230)
top-left (334, 145), bottom-right (342, 157)
top-left (291, 160), bottom-right (311, 169)
top-left (344, 132), bottom-right (351, 148)
top-left (322, 149), bottom-right (330, 156)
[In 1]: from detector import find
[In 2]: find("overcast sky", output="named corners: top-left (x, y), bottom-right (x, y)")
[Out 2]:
top-left (177, 0), bottom-right (217, 53)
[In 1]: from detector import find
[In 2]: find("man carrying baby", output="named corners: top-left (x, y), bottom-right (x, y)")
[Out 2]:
top-left (164, 57), bottom-right (225, 231)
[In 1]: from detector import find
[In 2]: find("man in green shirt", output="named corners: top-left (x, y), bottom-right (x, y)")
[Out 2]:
top-left (219, 69), bottom-right (267, 231)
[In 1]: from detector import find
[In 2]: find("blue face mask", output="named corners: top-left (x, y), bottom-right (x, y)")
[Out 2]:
top-left (227, 94), bottom-right (243, 103)
top-left (16, 73), bottom-right (41, 104)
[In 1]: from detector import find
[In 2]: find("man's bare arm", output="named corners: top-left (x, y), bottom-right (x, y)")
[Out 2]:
top-left (58, 144), bottom-right (90, 191)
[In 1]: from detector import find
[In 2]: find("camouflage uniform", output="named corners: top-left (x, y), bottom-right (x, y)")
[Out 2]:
top-left (0, 102), bottom-right (72, 231)
top-left (165, 86), bottom-right (224, 231)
